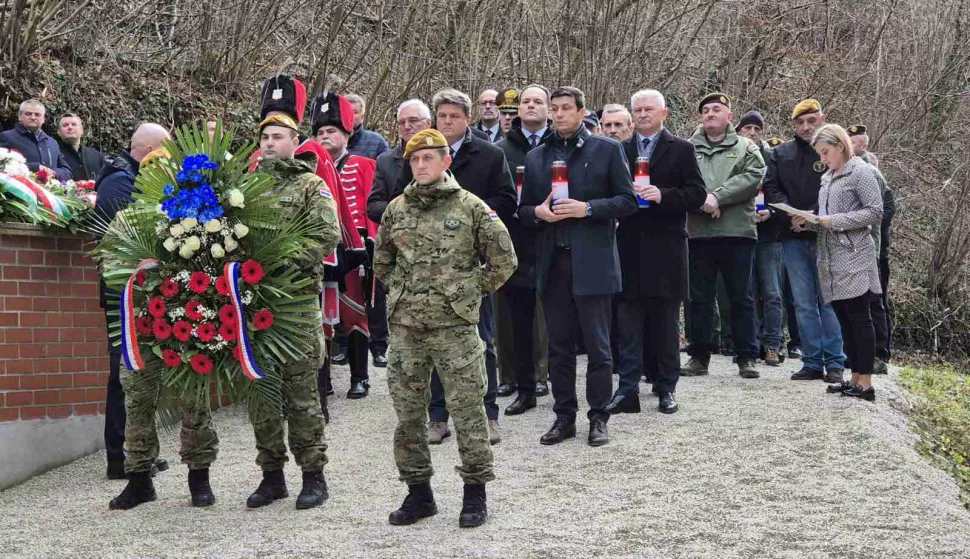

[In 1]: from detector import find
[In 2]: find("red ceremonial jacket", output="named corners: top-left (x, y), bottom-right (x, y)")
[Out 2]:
top-left (337, 154), bottom-right (379, 240)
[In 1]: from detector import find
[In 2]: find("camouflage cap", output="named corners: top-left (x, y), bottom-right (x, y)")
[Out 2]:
top-left (847, 124), bottom-right (867, 136)
top-left (404, 129), bottom-right (449, 159)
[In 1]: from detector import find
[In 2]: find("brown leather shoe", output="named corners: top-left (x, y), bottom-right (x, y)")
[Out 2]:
top-left (427, 421), bottom-right (451, 444)
top-left (488, 420), bottom-right (501, 445)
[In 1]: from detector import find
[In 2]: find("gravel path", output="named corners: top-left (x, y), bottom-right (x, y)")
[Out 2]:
top-left (1, 354), bottom-right (968, 559)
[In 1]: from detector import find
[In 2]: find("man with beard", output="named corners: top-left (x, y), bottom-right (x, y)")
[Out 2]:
top-left (312, 92), bottom-right (379, 400)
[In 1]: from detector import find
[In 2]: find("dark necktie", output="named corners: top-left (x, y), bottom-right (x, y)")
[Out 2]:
top-left (485, 129), bottom-right (493, 141)
top-left (529, 134), bottom-right (538, 149)
top-left (641, 137), bottom-right (651, 155)
top-left (450, 148), bottom-right (457, 159)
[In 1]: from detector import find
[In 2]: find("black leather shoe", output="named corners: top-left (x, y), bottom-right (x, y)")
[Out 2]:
top-left (540, 418), bottom-right (576, 445)
top-left (604, 393), bottom-right (640, 414)
top-left (504, 394), bottom-right (536, 416)
top-left (587, 419), bottom-right (609, 447)
top-left (246, 470), bottom-right (288, 508)
top-left (458, 483), bottom-right (487, 528)
top-left (109, 471), bottom-right (156, 510)
top-left (791, 367), bottom-right (824, 381)
top-left (496, 383), bottom-right (515, 397)
top-left (827, 381), bottom-right (853, 394)
top-left (330, 351), bottom-right (348, 366)
top-left (658, 392), bottom-right (679, 414)
top-left (188, 468), bottom-right (215, 507)
top-left (842, 385), bottom-right (876, 402)
top-left (373, 353), bottom-right (388, 368)
top-left (389, 482), bottom-right (438, 525)
top-left (295, 470), bottom-right (328, 509)
top-left (738, 359), bottom-right (760, 379)
top-left (347, 380), bottom-right (369, 399)
top-left (535, 381), bottom-right (549, 396)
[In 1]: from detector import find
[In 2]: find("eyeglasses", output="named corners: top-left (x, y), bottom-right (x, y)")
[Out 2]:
top-left (478, 101), bottom-right (497, 107)
top-left (398, 118), bottom-right (429, 126)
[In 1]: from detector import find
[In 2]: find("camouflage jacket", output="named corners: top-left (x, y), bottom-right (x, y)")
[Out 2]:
top-left (258, 157), bottom-right (340, 283)
top-left (374, 171), bottom-right (517, 329)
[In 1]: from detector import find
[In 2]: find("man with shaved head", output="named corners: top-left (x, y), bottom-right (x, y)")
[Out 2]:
top-left (94, 122), bottom-right (174, 506)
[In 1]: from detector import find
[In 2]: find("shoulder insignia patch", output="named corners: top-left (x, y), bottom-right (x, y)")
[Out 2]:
top-left (319, 187), bottom-right (333, 198)
top-left (488, 210), bottom-right (499, 222)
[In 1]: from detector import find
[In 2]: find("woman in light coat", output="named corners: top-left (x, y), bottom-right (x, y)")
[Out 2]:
top-left (792, 124), bottom-right (883, 401)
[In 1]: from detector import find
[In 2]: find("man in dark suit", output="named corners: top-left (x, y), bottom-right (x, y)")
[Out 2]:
top-left (422, 88), bottom-right (517, 446)
top-left (607, 90), bottom-right (707, 416)
top-left (519, 86), bottom-right (638, 447)
top-left (474, 89), bottom-right (503, 143)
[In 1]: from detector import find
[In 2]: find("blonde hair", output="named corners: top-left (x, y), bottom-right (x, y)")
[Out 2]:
top-left (812, 124), bottom-right (853, 162)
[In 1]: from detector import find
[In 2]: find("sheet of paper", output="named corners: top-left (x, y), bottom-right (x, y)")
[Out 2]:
top-left (769, 203), bottom-right (820, 224)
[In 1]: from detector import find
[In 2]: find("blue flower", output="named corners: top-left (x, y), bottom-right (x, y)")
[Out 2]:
top-left (163, 184), bottom-right (175, 196)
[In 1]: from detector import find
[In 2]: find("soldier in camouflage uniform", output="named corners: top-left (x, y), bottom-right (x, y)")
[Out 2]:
top-left (375, 129), bottom-right (517, 528)
top-left (244, 113), bottom-right (341, 511)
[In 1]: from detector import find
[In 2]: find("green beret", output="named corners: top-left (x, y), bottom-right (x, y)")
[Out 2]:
top-left (404, 129), bottom-right (449, 159)
top-left (698, 92), bottom-right (731, 113)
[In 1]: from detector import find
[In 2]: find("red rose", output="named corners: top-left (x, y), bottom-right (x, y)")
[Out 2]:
top-left (253, 309), bottom-right (274, 331)
top-left (196, 322), bottom-right (216, 342)
top-left (153, 319), bottom-right (172, 340)
top-left (160, 278), bottom-right (180, 298)
top-left (215, 276), bottom-right (230, 296)
top-left (241, 260), bottom-right (264, 285)
top-left (35, 167), bottom-right (52, 183)
top-left (135, 316), bottom-right (153, 336)
top-left (173, 320), bottom-right (192, 342)
top-left (218, 304), bottom-right (237, 325)
top-left (185, 299), bottom-right (204, 321)
top-left (219, 322), bottom-right (237, 341)
top-left (162, 349), bottom-right (182, 368)
top-left (135, 270), bottom-right (147, 287)
top-left (189, 272), bottom-right (211, 294)
top-left (148, 296), bottom-right (167, 318)
top-left (190, 354), bottom-right (213, 375)
top-left (78, 180), bottom-right (95, 190)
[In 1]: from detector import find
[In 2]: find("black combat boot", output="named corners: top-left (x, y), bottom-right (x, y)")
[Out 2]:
top-left (388, 482), bottom-right (438, 525)
top-left (108, 471), bottom-right (157, 510)
top-left (295, 470), bottom-right (328, 510)
top-left (188, 468), bottom-right (215, 507)
top-left (459, 483), bottom-right (487, 528)
top-left (246, 470), bottom-right (288, 508)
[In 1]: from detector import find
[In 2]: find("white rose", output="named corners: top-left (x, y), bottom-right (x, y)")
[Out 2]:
top-left (224, 237), bottom-right (238, 252)
top-left (181, 217), bottom-right (198, 229)
top-left (163, 237), bottom-right (178, 252)
top-left (186, 236), bottom-right (201, 250)
top-left (205, 219), bottom-right (222, 233)
top-left (169, 224), bottom-right (185, 237)
top-left (233, 223), bottom-right (249, 238)
top-left (210, 243), bottom-right (226, 259)
top-left (179, 245), bottom-right (195, 259)
top-left (228, 189), bottom-right (245, 208)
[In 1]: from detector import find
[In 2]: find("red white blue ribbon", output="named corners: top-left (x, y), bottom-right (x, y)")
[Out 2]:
top-left (224, 262), bottom-right (264, 380)
top-left (120, 258), bottom-right (159, 371)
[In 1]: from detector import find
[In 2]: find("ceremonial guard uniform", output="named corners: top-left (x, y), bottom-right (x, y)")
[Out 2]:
top-left (375, 129), bottom-right (516, 528)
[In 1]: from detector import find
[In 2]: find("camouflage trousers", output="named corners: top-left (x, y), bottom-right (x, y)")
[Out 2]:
top-left (387, 323), bottom-right (494, 485)
top-left (248, 332), bottom-right (328, 472)
top-left (121, 367), bottom-right (219, 473)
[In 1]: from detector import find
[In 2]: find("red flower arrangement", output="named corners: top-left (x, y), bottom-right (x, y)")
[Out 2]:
top-left (76, 180), bottom-right (96, 190)
top-left (153, 319), bottom-right (172, 340)
top-left (196, 322), bottom-right (216, 342)
top-left (185, 299), bottom-right (204, 321)
top-left (254, 309), bottom-right (274, 330)
top-left (35, 167), bottom-right (53, 183)
top-left (135, 270), bottom-right (147, 287)
top-left (148, 296), bottom-right (167, 318)
top-left (218, 304), bottom-right (237, 325)
top-left (219, 322), bottom-right (237, 341)
top-left (160, 278), bottom-right (180, 298)
top-left (189, 272), bottom-right (211, 294)
top-left (241, 260), bottom-right (264, 284)
top-left (215, 276), bottom-right (230, 295)
top-left (190, 354), bottom-right (213, 375)
top-left (135, 316), bottom-right (153, 336)
top-left (162, 349), bottom-right (182, 368)
top-left (173, 320), bottom-right (193, 342)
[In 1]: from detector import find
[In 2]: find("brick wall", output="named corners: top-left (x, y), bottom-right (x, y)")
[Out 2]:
top-left (0, 224), bottom-right (109, 424)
